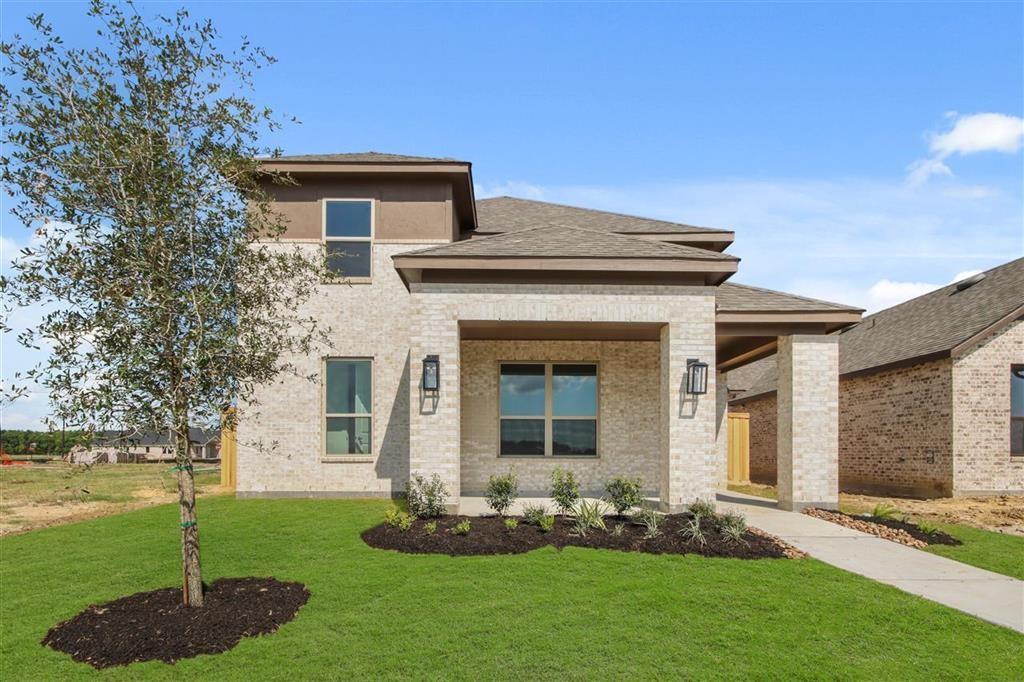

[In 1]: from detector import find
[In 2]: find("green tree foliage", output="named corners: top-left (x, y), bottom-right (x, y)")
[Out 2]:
top-left (0, 429), bottom-right (86, 457)
top-left (1, 1), bottom-right (327, 605)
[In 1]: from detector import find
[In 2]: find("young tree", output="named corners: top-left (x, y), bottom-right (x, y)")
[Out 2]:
top-left (1, 2), bottom-right (326, 606)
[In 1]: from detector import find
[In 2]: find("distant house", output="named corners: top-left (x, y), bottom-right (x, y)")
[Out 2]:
top-left (67, 428), bottom-right (220, 464)
top-left (728, 258), bottom-right (1024, 498)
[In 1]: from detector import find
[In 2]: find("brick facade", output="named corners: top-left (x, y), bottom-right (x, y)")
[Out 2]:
top-left (732, 319), bottom-right (1023, 498)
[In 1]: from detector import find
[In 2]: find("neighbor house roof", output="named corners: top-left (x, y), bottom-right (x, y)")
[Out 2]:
top-left (94, 428), bottom-right (220, 447)
top-left (400, 223), bottom-right (738, 261)
top-left (474, 196), bottom-right (731, 236)
top-left (717, 283), bottom-right (863, 313)
top-left (729, 257), bottom-right (1024, 401)
top-left (262, 151), bottom-right (468, 164)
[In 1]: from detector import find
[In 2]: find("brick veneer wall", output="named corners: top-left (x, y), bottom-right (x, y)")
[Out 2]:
top-left (952, 320), bottom-right (1024, 494)
top-left (459, 340), bottom-right (660, 495)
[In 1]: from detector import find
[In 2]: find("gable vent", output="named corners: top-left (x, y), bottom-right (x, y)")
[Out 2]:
top-left (954, 272), bottom-right (986, 292)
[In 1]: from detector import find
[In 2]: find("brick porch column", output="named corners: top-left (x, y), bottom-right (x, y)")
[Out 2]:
top-left (409, 295), bottom-right (461, 513)
top-left (659, 309), bottom-right (717, 512)
top-left (716, 369), bottom-right (729, 489)
top-left (776, 335), bottom-right (839, 511)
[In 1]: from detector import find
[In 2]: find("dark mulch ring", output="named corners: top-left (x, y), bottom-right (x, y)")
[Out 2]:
top-left (41, 577), bottom-right (310, 669)
top-left (804, 508), bottom-right (961, 547)
top-left (362, 515), bottom-right (805, 559)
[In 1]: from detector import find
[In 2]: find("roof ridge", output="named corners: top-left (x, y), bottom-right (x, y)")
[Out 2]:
top-left (536, 222), bottom-right (737, 260)
top-left (477, 196), bottom-right (731, 234)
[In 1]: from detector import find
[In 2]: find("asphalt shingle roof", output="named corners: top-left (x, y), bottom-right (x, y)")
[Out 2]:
top-left (474, 196), bottom-right (730, 235)
top-left (264, 151), bottom-right (467, 164)
top-left (717, 282), bottom-right (862, 313)
top-left (399, 224), bottom-right (738, 261)
top-left (95, 428), bottom-right (220, 446)
top-left (729, 258), bottom-right (1024, 398)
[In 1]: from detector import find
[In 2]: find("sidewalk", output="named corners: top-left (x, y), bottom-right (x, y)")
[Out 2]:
top-left (717, 491), bottom-right (1024, 633)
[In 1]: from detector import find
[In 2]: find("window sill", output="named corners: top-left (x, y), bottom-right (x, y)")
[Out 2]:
top-left (322, 277), bottom-right (373, 285)
top-left (498, 454), bottom-right (600, 459)
top-left (321, 455), bottom-right (375, 463)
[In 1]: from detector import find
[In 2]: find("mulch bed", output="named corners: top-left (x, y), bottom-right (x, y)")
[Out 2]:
top-left (42, 577), bottom-right (309, 669)
top-left (362, 515), bottom-right (805, 559)
top-left (803, 508), bottom-right (961, 549)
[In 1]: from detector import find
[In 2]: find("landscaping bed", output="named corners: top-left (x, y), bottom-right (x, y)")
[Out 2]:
top-left (362, 514), bottom-right (805, 559)
top-left (804, 508), bottom-right (961, 549)
top-left (41, 577), bottom-right (309, 669)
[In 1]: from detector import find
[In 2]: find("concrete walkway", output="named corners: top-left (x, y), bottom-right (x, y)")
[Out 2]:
top-left (716, 492), bottom-right (1024, 633)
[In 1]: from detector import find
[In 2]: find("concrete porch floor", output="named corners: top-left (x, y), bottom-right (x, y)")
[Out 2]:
top-left (458, 491), bottom-right (1024, 633)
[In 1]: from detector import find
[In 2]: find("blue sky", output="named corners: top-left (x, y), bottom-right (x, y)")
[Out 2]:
top-left (2, 1), bottom-right (1023, 429)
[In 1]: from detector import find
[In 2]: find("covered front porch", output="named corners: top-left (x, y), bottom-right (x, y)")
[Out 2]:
top-left (405, 282), bottom-right (857, 514)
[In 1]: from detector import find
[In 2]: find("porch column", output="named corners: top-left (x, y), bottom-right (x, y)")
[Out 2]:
top-left (716, 369), bottom-right (729, 489)
top-left (409, 295), bottom-right (461, 512)
top-left (659, 313), bottom-right (717, 512)
top-left (776, 335), bottom-right (839, 511)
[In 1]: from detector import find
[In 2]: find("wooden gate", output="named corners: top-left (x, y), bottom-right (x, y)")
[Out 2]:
top-left (220, 414), bottom-right (237, 491)
top-left (727, 412), bottom-right (750, 484)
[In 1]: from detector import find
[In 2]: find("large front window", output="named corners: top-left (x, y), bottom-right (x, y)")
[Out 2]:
top-left (1012, 365), bottom-right (1024, 456)
top-left (499, 363), bottom-right (598, 456)
top-left (323, 199), bottom-right (373, 279)
top-left (325, 358), bottom-right (372, 455)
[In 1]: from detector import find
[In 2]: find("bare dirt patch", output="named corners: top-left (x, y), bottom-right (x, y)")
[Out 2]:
top-left (839, 493), bottom-right (1024, 537)
top-left (42, 577), bottom-right (309, 669)
top-left (362, 515), bottom-right (806, 559)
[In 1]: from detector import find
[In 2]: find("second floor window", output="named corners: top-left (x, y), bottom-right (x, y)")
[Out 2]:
top-left (324, 199), bottom-right (373, 278)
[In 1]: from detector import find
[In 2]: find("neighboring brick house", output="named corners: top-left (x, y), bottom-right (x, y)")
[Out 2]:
top-left (236, 152), bottom-right (863, 512)
top-left (728, 257), bottom-right (1024, 497)
top-left (67, 428), bottom-right (220, 464)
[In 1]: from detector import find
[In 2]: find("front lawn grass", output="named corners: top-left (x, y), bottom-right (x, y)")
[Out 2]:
top-left (1, 497), bottom-right (1021, 680)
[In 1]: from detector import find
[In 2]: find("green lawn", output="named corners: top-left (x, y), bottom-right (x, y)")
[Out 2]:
top-left (1, 498), bottom-right (1021, 680)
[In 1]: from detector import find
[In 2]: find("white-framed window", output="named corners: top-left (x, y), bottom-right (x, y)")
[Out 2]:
top-left (1012, 365), bottom-right (1024, 456)
top-left (499, 362), bottom-right (598, 457)
top-left (325, 358), bottom-right (373, 455)
top-left (323, 198), bottom-right (374, 279)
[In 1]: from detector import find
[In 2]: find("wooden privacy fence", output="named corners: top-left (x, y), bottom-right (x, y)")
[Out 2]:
top-left (727, 412), bottom-right (750, 484)
top-left (220, 419), bottom-right (237, 491)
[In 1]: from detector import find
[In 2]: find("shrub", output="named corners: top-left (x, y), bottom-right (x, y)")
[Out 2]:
top-left (550, 467), bottom-right (580, 515)
top-left (424, 521), bottom-right (437, 536)
top-left (572, 498), bottom-right (608, 536)
top-left (538, 515), bottom-right (555, 533)
top-left (485, 470), bottom-right (519, 516)
top-left (604, 476), bottom-right (644, 515)
top-left (679, 517), bottom-right (707, 547)
top-left (917, 520), bottom-right (939, 536)
top-left (385, 509), bottom-right (414, 531)
top-left (688, 499), bottom-right (716, 520)
top-left (521, 503), bottom-right (549, 526)
top-left (504, 517), bottom-right (519, 532)
top-left (452, 519), bottom-right (471, 536)
top-left (405, 473), bottom-right (449, 518)
top-left (717, 511), bottom-right (747, 544)
top-left (632, 507), bottom-right (663, 539)
top-left (872, 503), bottom-right (898, 520)
top-left (610, 523), bottom-right (625, 537)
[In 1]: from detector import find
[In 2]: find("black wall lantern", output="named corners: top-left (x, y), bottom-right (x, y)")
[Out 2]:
top-left (686, 359), bottom-right (709, 395)
top-left (422, 355), bottom-right (440, 394)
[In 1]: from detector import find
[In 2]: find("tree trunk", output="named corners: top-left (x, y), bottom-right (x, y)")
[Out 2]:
top-left (173, 423), bottom-right (204, 607)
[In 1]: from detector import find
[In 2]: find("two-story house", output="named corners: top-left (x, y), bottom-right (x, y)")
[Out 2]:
top-left (236, 152), bottom-right (862, 513)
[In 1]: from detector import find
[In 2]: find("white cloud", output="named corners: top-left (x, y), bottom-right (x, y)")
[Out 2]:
top-left (907, 112), bottom-right (1024, 185)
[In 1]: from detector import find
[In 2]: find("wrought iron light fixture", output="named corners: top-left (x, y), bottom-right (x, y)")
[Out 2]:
top-left (686, 359), bottom-right (709, 395)
top-left (422, 355), bottom-right (440, 393)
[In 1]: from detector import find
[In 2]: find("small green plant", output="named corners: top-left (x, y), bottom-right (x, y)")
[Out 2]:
top-left (917, 520), bottom-right (940, 536)
top-left (688, 499), bottom-right (716, 520)
top-left (405, 473), bottom-right (449, 518)
top-left (680, 516), bottom-right (707, 547)
top-left (872, 503), bottom-right (898, 520)
top-left (610, 523), bottom-right (625, 537)
top-left (504, 517), bottom-right (518, 532)
top-left (550, 467), bottom-right (580, 514)
top-left (538, 515), bottom-right (555, 533)
top-left (485, 470), bottom-right (519, 516)
top-left (385, 509), bottom-right (414, 531)
top-left (424, 521), bottom-right (437, 536)
top-left (604, 476), bottom-right (644, 515)
top-left (452, 519), bottom-right (472, 536)
top-left (521, 503), bottom-right (549, 526)
top-left (632, 507), bottom-right (663, 539)
top-left (572, 498), bottom-right (608, 536)
top-left (717, 511), bottom-right (747, 544)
